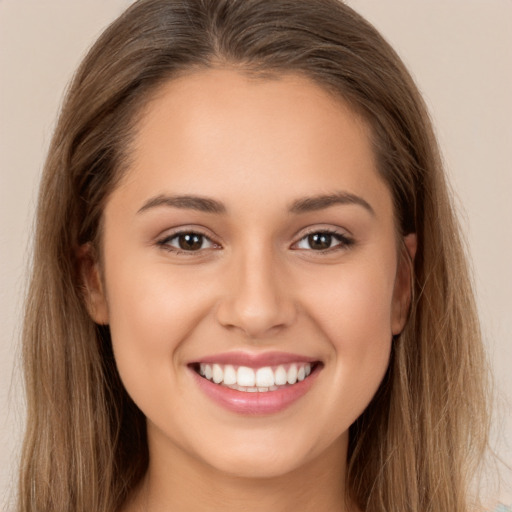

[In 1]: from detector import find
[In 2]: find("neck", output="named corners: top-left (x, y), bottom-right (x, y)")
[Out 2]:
top-left (124, 428), bottom-right (354, 512)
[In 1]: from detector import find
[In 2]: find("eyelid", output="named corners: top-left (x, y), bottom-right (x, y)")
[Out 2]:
top-left (154, 225), bottom-right (354, 255)
top-left (156, 226), bottom-right (222, 254)
top-left (291, 226), bottom-right (354, 252)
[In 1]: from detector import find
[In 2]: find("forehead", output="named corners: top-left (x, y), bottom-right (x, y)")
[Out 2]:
top-left (112, 68), bottom-right (391, 218)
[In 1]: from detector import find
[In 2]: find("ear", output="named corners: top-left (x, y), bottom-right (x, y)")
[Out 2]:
top-left (391, 233), bottom-right (417, 335)
top-left (76, 243), bottom-right (109, 325)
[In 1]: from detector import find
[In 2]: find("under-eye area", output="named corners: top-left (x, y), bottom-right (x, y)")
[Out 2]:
top-left (189, 362), bottom-right (323, 392)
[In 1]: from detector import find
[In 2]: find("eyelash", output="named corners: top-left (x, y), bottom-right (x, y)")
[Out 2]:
top-left (156, 230), bottom-right (218, 255)
top-left (156, 228), bottom-right (354, 255)
top-left (293, 229), bottom-right (354, 253)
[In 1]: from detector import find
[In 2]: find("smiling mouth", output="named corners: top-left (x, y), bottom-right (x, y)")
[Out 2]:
top-left (190, 362), bottom-right (321, 392)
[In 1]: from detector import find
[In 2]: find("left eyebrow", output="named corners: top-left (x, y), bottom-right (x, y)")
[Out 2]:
top-left (288, 192), bottom-right (375, 216)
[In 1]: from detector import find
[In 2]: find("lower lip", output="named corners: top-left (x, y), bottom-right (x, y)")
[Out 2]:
top-left (190, 366), bottom-right (321, 415)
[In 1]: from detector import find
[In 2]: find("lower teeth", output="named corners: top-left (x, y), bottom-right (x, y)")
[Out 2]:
top-left (223, 384), bottom-right (281, 392)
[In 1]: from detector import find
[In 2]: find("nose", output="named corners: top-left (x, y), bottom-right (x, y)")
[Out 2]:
top-left (215, 247), bottom-right (297, 339)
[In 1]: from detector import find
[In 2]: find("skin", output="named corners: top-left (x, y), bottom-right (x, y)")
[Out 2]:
top-left (83, 68), bottom-right (416, 512)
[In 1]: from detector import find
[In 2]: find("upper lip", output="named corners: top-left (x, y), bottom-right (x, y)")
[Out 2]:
top-left (190, 351), bottom-right (319, 368)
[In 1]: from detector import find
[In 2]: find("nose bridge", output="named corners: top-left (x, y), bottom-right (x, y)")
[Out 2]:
top-left (216, 239), bottom-right (296, 338)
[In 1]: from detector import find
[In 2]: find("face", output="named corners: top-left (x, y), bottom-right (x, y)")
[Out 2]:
top-left (85, 68), bottom-right (414, 480)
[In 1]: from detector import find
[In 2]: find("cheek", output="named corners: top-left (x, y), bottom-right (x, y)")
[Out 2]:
top-left (103, 259), bottom-right (216, 406)
top-left (301, 257), bottom-right (395, 345)
top-left (298, 257), bottom-right (395, 409)
top-left (106, 255), bottom-right (214, 338)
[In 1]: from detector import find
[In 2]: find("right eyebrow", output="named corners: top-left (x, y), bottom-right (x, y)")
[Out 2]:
top-left (137, 194), bottom-right (227, 215)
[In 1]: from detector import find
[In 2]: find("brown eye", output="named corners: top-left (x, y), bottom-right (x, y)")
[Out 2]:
top-left (307, 233), bottom-right (333, 250)
top-left (177, 233), bottom-right (204, 251)
top-left (294, 230), bottom-right (354, 252)
top-left (158, 231), bottom-right (216, 253)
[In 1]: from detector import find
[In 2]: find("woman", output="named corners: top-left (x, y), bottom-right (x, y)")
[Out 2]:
top-left (18, 0), bottom-right (490, 511)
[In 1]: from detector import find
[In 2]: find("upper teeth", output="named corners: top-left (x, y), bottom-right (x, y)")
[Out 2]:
top-left (198, 363), bottom-right (312, 390)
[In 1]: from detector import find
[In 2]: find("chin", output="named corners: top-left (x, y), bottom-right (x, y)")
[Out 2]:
top-left (194, 430), bottom-right (342, 481)
top-left (208, 451), bottom-right (308, 480)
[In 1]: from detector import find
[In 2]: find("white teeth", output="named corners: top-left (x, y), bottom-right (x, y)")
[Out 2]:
top-left (237, 366), bottom-right (255, 387)
top-left (197, 362), bottom-right (314, 391)
top-left (274, 365), bottom-right (287, 386)
top-left (287, 364), bottom-right (298, 385)
top-left (212, 364), bottom-right (223, 384)
top-left (223, 365), bottom-right (237, 385)
top-left (256, 367), bottom-right (275, 387)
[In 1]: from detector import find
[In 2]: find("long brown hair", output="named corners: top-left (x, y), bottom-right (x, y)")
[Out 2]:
top-left (19, 0), bottom-right (490, 510)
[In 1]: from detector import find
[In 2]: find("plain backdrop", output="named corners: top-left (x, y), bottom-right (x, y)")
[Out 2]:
top-left (1, 0), bottom-right (511, 509)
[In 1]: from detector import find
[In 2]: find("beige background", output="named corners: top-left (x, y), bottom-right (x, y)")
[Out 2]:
top-left (1, 0), bottom-right (510, 509)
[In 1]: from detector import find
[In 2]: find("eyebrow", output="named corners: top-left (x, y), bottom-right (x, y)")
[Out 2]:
top-left (288, 192), bottom-right (375, 216)
top-left (137, 194), bottom-right (226, 214)
top-left (137, 191), bottom-right (375, 216)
